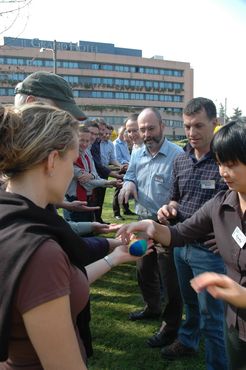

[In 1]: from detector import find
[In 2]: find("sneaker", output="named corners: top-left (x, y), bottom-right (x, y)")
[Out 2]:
top-left (161, 339), bottom-right (197, 360)
top-left (114, 215), bottom-right (125, 220)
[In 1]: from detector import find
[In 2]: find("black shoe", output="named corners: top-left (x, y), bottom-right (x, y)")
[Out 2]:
top-left (114, 215), bottom-right (125, 220)
top-left (147, 330), bottom-right (177, 348)
top-left (161, 339), bottom-right (197, 360)
top-left (123, 210), bottom-right (136, 216)
top-left (129, 309), bottom-right (161, 321)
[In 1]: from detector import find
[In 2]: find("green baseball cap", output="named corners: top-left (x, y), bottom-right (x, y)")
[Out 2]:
top-left (15, 71), bottom-right (87, 120)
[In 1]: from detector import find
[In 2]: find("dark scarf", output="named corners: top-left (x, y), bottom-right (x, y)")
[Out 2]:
top-left (0, 189), bottom-right (93, 361)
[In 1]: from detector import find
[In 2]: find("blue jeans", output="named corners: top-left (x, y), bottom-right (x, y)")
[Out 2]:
top-left (174, 244), bottom-right (228, 370)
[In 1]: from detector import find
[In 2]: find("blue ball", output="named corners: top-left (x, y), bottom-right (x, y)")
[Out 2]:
top-left (129, 239), bottom-right (148, 256)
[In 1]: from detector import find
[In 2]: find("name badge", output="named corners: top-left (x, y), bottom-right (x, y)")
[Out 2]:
top-left (201, 180), bottom-right (215, 189)
top-left (154, 175), bottom-right (164, 183)
top-left (232, 226), bottom-right (246, 248)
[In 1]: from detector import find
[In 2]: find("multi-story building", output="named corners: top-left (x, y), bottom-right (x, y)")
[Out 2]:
top-left (0, 37), bottom-right (194, 139)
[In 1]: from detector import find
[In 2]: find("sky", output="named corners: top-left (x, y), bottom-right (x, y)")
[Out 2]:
top-left (1, 0), bottom-right (246, 116)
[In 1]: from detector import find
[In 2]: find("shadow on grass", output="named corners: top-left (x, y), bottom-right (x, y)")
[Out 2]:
top-left (88, 189), bottom-right (206, 369)
top-left (89, 263), bottom-right (206, 370)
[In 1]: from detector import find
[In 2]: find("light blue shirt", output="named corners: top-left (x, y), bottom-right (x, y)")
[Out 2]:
top-left (113, 138), bottom-right (130, 164)
top-left (131, 142), bottom-right (144, 155)
top-left (100, 140), bottom-right (116, 166)
top-left (124, 138), bottom-right (183, 220)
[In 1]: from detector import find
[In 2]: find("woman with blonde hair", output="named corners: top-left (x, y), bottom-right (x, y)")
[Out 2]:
top-left (0, 104), bottom-right (151, 370)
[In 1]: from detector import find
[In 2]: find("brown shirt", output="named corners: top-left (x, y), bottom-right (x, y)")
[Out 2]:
top-left (0, 239), bottom-right (89, 370)
top-left (170, 190), bottom-right (246, 341)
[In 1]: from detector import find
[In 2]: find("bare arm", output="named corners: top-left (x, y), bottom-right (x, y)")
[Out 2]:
top-left (23, 295), bottom-right (87, 370)
top-left (91, 222), bottom-right (122, 235)
top-left (57, 200), bottom-right (87, 211)
top-left (85, 244), bottom-right (153, 284)
top-left (58, 200), bottom-right (99, 212)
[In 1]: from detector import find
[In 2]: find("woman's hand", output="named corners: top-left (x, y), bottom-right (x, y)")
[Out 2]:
top-left (116, 219), bottom-right (157, 244)
top-left (86, 242), bottom-right (153, 284)
top-left (110, 243), bottom-right (153, 265)
top-left (92, 222), bottom-right (121, 234)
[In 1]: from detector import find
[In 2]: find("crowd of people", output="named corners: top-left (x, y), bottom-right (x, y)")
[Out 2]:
top-left (0, 70), bottom-right (245, 370)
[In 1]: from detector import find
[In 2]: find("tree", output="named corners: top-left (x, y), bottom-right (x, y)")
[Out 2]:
top-left (0, 0), bottom-right (32, 40)
top-left (218, 103), bottom-right (229, 125)
top-left (230, 107), bottom-right (242, 120)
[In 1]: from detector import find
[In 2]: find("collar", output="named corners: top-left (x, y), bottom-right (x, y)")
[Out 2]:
top-left (141, 138), bottom-right (168, 157)
top-left (115, 138), bottom-right (124, 144)
top-left (186, 145), bottom-right (212, 163)
top-left (133, 142), bottom-right (144, 149)
top-left (221, 190), bottom-right (240, 210)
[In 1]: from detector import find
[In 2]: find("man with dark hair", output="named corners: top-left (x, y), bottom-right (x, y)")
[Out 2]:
top-left (90, 119), bottom-right (123, 223)
top-left (155, 97), bottom-right (228, 369)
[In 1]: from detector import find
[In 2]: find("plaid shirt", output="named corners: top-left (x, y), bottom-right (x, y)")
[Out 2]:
top-left (170, 146), bottom-right (227, 222)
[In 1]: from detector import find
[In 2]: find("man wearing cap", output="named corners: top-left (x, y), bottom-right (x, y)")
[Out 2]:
top-left (14, 71), bottom-right (89, 216)
top-left (14, 71), bottom-right (86, 120)
top-left (12, 71), bottom-right (124, 262)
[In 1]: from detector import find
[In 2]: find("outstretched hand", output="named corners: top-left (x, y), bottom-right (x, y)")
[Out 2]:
top-left (118, 182), bottom-right (138, 204)
top-left (190, 272), bottom-right (246, 308)
top-left (157, 204), bottom-right (177, 225)
top-left (111, 243), bottom-right (154, 265)
top-left (92, 222), bottom-right (122, 234)
top-left (116, 219), bottom-right (156, 244)
top-left (58, 200), bottom-right (100, 212)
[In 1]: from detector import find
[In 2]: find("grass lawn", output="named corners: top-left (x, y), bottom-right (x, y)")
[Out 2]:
top-left (87, 187), bottom-right (206, 370)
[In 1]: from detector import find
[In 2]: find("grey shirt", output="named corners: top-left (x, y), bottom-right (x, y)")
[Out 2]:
top-left (170, 190), bottom-right (246, 341)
